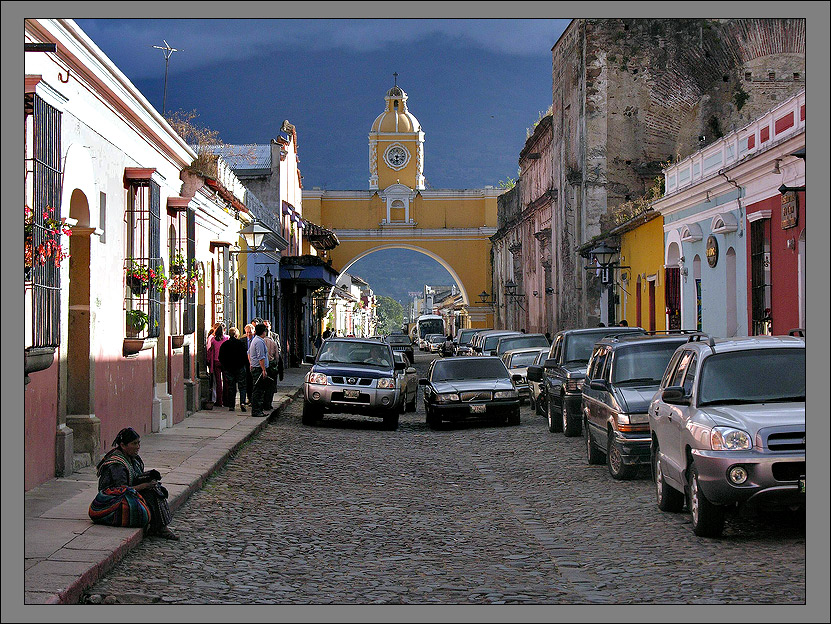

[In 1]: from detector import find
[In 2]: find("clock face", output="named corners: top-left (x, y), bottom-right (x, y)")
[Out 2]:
top-left (385, 145), bottom-right (408, 168)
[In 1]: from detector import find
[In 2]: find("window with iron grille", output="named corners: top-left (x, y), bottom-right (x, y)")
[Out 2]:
top-left (25, 93), bottom-right (62, 349)
top-left (750, 219), bottom-right (772, 335)
top-left (124, 172), bottom-right (162, 340)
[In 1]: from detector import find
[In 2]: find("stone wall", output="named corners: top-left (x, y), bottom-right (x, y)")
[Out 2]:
top-left (548, 17), bottom-right (805, 331)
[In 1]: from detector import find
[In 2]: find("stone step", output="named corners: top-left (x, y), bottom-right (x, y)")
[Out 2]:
top-left (73, 452), bottom-right (92, 472)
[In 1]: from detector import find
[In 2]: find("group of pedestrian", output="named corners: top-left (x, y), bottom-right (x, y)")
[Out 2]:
top-left (205, 318), bottom-right (284, 418)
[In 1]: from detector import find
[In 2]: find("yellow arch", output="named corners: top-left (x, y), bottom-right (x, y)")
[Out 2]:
top-left (339, 243), bottom-right (470, 305)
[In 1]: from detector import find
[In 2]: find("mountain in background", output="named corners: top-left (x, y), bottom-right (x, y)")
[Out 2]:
top-left (344, 249), bottom-right (455, 308)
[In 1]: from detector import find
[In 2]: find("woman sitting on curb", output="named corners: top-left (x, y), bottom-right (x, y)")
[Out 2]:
top-left (90, 427), bottom-right (179, 540)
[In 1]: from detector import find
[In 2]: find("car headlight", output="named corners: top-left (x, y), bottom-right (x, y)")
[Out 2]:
top-left (711, 427), bottom-right (753, 451)
top-left (615, 413), bottom-right (649, 425)
top-left (376, 378), bottom-right (396, 389)
top-left (565, 379), bottom-right (584, 393)
top-left (494, 390), bottom-right (518, 399)
top-left (435, 392), bottom-right (460, 403)
top-left (308, 372), bottom-right (328, 385)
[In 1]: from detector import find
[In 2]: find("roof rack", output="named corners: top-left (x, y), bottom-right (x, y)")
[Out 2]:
top-left (687, 332), bottom-right (716, 351)
top-left (787, 328), bottom-right (805, 338)
top-left (645, 329), bottom-right (700, 335)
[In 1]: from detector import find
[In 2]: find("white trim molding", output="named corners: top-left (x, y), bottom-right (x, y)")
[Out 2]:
top-left (711, 212), bottom-right (738, 234)
top-left (746, 209), bottom-right (772, 223)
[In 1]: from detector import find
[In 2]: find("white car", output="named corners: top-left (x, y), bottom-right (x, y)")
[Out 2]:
top-left (501, 347), bottom-right (549, 404)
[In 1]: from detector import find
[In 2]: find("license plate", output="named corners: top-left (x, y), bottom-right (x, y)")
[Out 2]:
top-left (799, 477), bottom-right (805, 494)
top-left (343, 389), bottom-right (360, 399)
top-left (469, 404), bottom-right (487, 414)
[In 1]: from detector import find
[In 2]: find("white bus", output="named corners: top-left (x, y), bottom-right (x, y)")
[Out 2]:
top-left (414, 314), bottom-right (445, 349)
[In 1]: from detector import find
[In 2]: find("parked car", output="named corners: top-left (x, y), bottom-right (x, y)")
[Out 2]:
top-left (501, 347), bottom-right (549, 404)
top-left (455, 328), bottom-right (488, 356)
top-left (472, 329), bottom-right (523, 356)
top-left (419, 356), bottom-right (521, 429)
top-left (385, 333), bottom-right (415, 364)
top-left (526, 350), bottom-right (550, 415)
top-left (427, 333), bottom-right (446, 353)
top-left (582, 333), bottom-right (694, 479)
top-left (494, 333), bottom-right (550, 358)
top-left (302, 337), bottom-right (406, 430)
top-left (393, 351), bottom-right (418, 413)
top-left (542, 326), bottom-right (644, 436)
top-left (649, 335), bottom-right (805, 537)
top-left (422, 333), bottom-right (442, 351)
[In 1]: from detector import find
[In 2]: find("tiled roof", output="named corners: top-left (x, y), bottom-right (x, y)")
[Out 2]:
top-left (209, 144), bottom-right (271, 171)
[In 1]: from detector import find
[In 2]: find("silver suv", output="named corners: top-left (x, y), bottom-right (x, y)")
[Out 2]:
top-left (649, 335), bottom-right (805, 537)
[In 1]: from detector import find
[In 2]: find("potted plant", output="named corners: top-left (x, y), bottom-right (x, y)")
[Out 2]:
top-left (125, 258), bottom-right (168, 294)
top-left (168, 268), bottom-right (199, 302)
top-left (24, 205), bottom-right (72, 281)
top-left (126, 308), bottom-right (149, 337)
top-left (170, 251), bottom-right (186, 275)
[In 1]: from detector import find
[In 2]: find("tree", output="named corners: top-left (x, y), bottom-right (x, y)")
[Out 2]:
top-left (375, 296), bottom-right (404, 334)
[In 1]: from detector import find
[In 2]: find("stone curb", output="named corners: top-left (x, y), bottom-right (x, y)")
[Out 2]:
top-left (45, 390), bottom-right (300, 605)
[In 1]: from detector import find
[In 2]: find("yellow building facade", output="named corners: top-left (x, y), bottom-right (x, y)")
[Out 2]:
top-left (618, 212), bottom-right (667, 331)
top-left (302, 82), bottom-right (500, 327)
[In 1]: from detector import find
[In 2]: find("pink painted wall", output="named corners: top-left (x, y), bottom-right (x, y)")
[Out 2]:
top-left (94, 349), bottom-right (155, 450)
top-left (24, 356), bottom-right (58, 491)
top-left (745, 190), bottom-right (806, 335)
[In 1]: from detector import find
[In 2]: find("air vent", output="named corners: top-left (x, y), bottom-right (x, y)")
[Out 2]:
top-left (765, 430), bottom-right (805, 452)
top-left (771, 462), bottom-right (805, 482)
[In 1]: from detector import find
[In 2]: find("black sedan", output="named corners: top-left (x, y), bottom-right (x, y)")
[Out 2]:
top-left (419, 356), bottom-right (521, 429)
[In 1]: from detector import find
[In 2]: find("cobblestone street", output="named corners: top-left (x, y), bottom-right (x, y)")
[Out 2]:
top-left (84, 354), bottom-right (805, 605)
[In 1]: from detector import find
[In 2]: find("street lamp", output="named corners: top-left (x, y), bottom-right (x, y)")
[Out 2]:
top-left (503, 279), bottom-right (526, 311)
top-left (478, 290), bottom-right (491, 304)
top-left (284, 264), bottom-right (304, 280)
top-left (238, 220), bottom-right (272, 252)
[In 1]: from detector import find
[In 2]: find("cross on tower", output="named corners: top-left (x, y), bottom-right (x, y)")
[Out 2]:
top-left (393, 72), bottom-right (398, 86)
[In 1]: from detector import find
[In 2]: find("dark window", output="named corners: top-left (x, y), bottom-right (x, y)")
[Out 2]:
top-left (698, 349), bottom-right (805, 405)
top-left (183, 207), bottom-right (197, 334)
top-left (750, 219), bottom-right (772, 335)
top-left (124, 174), bottom-right (162, 340)
top-left (25, 93), bottom-right (63, 348)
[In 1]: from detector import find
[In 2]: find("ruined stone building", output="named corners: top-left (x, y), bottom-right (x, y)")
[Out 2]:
top-left (547, 18), bottom-right (806, 329)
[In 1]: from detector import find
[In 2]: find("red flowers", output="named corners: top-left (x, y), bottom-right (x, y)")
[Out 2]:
top-left (24, 205), bottom-right (72, 272)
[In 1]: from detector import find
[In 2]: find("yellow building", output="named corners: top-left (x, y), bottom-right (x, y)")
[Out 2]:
top-left (617, 211), bottom-right (667, 331)
top-left (302, 81), bottom-right (500, 328)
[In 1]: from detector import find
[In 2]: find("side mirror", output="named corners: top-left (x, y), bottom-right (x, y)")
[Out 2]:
top-left (544, 357), bottom-right (558, 368)
top-left (511, 374), bottom-right (524, 384)
top-left (589, 379), bottom-right (608, 392)
top-left (526, 365), bottom-right (542, 382)
top-left (303, 355), bottom-right (315, 365)
top-left (418, 378), bottom-right (429, 386)
top-left (406, 367), bottom-right (416, 374)
top-left (394, 361), bottom-right (406, 371)
top-left (661, 386), bottom-right (690, 405)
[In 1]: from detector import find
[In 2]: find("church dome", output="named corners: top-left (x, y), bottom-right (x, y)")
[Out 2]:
top-left (370, 83), bottom-right (421, 134)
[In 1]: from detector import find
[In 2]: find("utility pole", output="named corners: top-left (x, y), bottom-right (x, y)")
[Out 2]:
top-left (152, 40), bottom-right (180, 115)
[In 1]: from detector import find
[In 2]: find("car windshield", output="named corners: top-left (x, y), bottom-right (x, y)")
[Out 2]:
top-left (509, 352), bottom-right (543, 368)
top-left (432, 359), bottom-right (509, 382)
top-left (612, 342), bottom-right (686, 384)
top-left (698, 348), bottom-right (805, 405)
top-left (317, 342), bottom-right (392, 368)
top-left (458, 329), bottom-right (480, 345)
top-left (484, 333), bottom-right (517, 350)
top-left (429, 335), bottom-right (445, 343)
top-left (499, 335), bottom-right (549, 353)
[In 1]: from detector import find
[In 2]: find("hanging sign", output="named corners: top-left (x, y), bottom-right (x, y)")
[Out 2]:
top-left (706, 235), bottom-right (719, 268)
top-left (781, 190), bottom-right (799, 229)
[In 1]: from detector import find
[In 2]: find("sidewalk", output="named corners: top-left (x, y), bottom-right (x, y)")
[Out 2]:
top-left (23, 370), bottom-right (305, 605)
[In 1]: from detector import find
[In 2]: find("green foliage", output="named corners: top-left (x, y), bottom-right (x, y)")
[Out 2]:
top-left (375, 295), bottom-right (404, 334)
top-left (497, 177), bottom-right (516, 190)
top-left (734, 88), bottom-right (750, 111)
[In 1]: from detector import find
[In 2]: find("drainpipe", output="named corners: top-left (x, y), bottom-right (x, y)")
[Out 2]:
top-left (718, 169), bottom-right (744, 238)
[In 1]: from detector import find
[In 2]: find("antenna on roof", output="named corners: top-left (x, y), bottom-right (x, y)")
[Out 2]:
top-left (152, 40), bottom-right (181, 115)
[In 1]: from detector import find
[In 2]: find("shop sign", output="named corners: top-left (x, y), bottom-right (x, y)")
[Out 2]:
top-left (781, 191), bottom-right (799, 229)
top-left (706, 235), bottom-right (719, 268)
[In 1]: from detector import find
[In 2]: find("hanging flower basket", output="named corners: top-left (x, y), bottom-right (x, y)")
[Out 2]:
top-left (127, 276), bottom-right (149, 295)
top-left (170, 263), bottom-right (186, 275)
top-left (169, 290), bottom-right (185, 302)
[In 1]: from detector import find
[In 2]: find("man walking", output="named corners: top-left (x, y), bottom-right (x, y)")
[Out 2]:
top-left (243, 323), bottom-right (255, 407)
top-left (261, 326), bottom-right (280, 412)
top-left (247, 323), bottom-right (270, 418)
top-left (218, 327), bottom-right (249, 411)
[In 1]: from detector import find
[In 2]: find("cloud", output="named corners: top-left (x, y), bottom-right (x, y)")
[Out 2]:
top-left (75, 18), bottom-right (569, 79)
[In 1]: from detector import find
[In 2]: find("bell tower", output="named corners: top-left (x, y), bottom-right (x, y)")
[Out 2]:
top-left (368, 75), bottom-right (425, 191)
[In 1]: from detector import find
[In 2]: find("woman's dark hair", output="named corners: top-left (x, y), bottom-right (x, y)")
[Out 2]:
top-left (214, 325), bottom-right (225, 341)
top-left (112, 427), bottom-right (140, 447)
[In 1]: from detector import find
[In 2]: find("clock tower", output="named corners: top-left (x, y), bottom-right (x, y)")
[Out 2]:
top-left (369, 79), bottom-right (425, 192)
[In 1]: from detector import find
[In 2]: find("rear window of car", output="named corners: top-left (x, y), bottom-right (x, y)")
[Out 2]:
top-left (499, 335), bottom-right (549, 352)
top-left (484, 333), bottom-right (519, 350)
top-left (509, 351), bottom-right (543, 368)
top-left (611, 341), bottom-right (687, 384)
top-left (386, 336), bottom-right (411, 346)
top-left (698, 348), bottom-right (806, 405)
top-left (565, 330), bottom-right (641, 363)
top-left (432, 358), bottom-right (509, 382)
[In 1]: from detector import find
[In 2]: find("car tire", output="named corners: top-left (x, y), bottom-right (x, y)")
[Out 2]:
top-left (383, 412), bottom-right (399, 431)
top-left (607, 429), bottom-right (636, 479)
top-left (585, 420), bottom-right (605, 465)
top-left (406, 395), bottom-right (417, 412)
top-left (653, 444), bottom-right (684, 512)
top-left (563, 405), bottom-right (582, 437)
top-left (688, 462), bottom-right (725, 537)
top-left (425, 406), bottom-right (440, 429)
top-left (301, 401), bottom-right (322, 426)
top-left (507, 409), bottom-right (521, 426)
top-left (547, 393), bottom-right (562, 433)
top-left (528, 394), bottom-right (536, 412)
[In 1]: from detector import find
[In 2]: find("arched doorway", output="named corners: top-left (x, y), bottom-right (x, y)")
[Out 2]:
top-left (65, 188), bottom-right (99, 460)
top-left (665, 241), bottom-right (682, 331)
